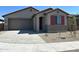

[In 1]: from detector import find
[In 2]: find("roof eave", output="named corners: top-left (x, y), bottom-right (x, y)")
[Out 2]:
top-left (2, 6), bottom-right (39, 17)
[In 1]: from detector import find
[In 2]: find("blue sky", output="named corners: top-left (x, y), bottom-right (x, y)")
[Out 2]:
top-left (0, 6), bottom-right (79, 19)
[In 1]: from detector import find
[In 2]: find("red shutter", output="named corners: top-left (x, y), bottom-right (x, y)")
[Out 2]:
top-left (50, 15), bottom-right (55, 25)
top-left (61, 16), bottom-right (65, 25)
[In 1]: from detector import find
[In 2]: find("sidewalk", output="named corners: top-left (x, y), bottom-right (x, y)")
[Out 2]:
top-left (0, 41), bottom-right (79, 52)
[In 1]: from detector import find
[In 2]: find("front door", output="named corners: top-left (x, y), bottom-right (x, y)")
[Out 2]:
top-left (39, 17), bottom-right (43, 31)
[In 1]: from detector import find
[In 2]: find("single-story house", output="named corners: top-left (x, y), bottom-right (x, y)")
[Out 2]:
top-left (2, 7), bottom-right (69, 32)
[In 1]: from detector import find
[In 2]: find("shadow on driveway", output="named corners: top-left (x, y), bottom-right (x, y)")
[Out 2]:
top-left (18, 30), bottom-right (38, 34)
top-left (18, 30), bottom-right (47, 34)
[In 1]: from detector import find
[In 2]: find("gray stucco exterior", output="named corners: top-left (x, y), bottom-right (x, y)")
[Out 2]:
top-left (33, 9), bottom-right (68, 32)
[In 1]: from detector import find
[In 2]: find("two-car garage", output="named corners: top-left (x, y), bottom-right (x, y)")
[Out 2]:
top-left (8, 18), bottom-right (33, 30)
top-left (3, 7), bottom-right (39, 30)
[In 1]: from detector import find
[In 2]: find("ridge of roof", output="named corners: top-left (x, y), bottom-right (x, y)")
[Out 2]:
top-left (2, 6), bottom-right (39, 17)
top-left (39, 8), bottom-right (53, 12)
top-left (33, 8), bottom-right (53, 17)
top-left (47, 8), bottom-right (69, 15)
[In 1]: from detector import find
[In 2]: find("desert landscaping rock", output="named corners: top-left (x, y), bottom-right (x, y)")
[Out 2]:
top-left (39, 31), bottom-right (79, 43)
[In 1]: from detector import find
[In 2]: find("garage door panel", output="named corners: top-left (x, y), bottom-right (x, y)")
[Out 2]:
top-left (8, 18), bottom-right (33, 30)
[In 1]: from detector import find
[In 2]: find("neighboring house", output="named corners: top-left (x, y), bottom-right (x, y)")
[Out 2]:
top-left (0, 19), bottom-right (4, 31)
top-left (2, 7), bottom-right (69, 32)
top-left (0, 19), bottom-right (4, 24)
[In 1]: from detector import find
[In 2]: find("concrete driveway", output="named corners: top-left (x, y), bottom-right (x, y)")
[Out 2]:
top-left (0, 30), bottom-right (45, 44)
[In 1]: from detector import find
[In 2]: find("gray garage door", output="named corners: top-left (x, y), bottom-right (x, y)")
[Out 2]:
top-left (8, 18), bottom-right (33, 30)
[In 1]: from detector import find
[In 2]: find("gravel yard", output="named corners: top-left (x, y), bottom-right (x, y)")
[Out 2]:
top-left (39, 31), bottom-right (79, 43)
